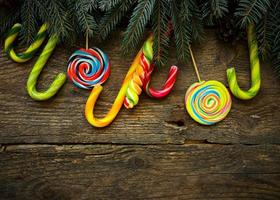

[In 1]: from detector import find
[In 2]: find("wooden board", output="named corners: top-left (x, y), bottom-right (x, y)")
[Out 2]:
top-left (1, 31), bottom-right (280, 145)
top-left (1, 144), bottom-right (280, 199)
top-left (0, 30), bottom-right (280, 199)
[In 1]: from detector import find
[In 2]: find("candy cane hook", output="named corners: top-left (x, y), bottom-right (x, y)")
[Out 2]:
top-left (27, 35), bottom-right (66, 100)
top-left (143, 63), bottom-right (178, 98)
top-left (85, 49), bottom-right (142, 127)
top-left (124, 35), bottom-right (178, 108)
top-left (227, 24), bottom-right (261, 100)
top-left (4, 23), bottom-right (48, 63)
top-left (85, 35), bottom-right (178, 127)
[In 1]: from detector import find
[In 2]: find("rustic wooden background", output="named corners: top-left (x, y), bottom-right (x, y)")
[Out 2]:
top-left (0, 30), bottom-right (280, 200)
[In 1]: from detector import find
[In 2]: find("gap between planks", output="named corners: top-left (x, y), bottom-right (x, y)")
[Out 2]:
top-left (1, 140), bottom-right (280, 152)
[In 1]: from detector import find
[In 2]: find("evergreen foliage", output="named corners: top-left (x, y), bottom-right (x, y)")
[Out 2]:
top-left (0, 0), bottom-right (279, 76)
top-left (121, 0), bottom-right (155, 54)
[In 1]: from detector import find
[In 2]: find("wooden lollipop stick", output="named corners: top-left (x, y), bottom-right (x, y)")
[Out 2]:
top-left (189, 47), bottom-right (202, 83)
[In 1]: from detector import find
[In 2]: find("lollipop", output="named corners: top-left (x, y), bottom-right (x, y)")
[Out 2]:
top-left (227, 24), bottom-right (261, 100)
top-left (67, 48), bottom-right (110, 89)
top-left (185, 80), bottom-right (231, 125)
top-left (185, 47), bottom-right (232, 125)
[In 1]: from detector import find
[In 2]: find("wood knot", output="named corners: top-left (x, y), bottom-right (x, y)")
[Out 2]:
top-left (164, 120), bottom-right (187, 130)
top-left (128, 156), bottom-right (147, 170)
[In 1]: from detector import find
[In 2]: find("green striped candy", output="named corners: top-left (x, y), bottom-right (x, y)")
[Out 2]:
top-left (26, 35), bottom-right (66, 101)
top-left (4, 23), bottom-right (47, 63)
top-left (227, 24), bottom-right (261, 100)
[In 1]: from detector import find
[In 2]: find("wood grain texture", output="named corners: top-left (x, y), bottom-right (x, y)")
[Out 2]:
top-left (0, 30), bottom-right (279, 144)
top-left (0, 144), bottom-right (280, 200)
top-left (1, 30), bottom-right (280, 200)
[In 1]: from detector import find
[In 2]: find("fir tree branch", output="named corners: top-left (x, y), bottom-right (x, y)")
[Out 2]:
top-left (98, 0), bottom-right (134, 40)
top-left (20, 0), bottom-right (38, 44)
top-left (202, 0), bottom-right (228, 23)
top-left (189, 0), bottom-right (204, 42)
top-left (0, 5), bottom-right (20, 38)
top-left (121, 0), bottom-right (156, 54)
top-left (171, 0), bottom-right (192, 63)
top-left (152, 0), bottom-right (170, 65)
top-left (99, 0), bottom-right (123, 11)
top-left (269, 0), bottom-right (280, 76)
top-left (43, 0), bottom-right (72, 41)
top-left (235, 0), bottom-right (270, 27)
top-left (256, 13), bottom-right (269, 59)
top-left (72, 0), bottom-right (98, 37)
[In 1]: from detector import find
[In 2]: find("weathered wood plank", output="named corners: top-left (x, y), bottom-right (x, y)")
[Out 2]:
top-left (0, 144), bottom-right (279, 199)
top-left (0, 30), bottom-right (279, 144)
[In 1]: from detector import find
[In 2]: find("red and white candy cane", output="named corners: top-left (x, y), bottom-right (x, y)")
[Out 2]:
top-left (124, 35), bottom-right (178, 109)
top-left (143, 62), bottom-right (178, 98)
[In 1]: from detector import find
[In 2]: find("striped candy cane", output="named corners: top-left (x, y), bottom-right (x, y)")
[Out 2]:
top-left (124, 35), bottom-right (178, 109)
top-left (27, 35), bottom-right (66, 100)
top-left (85, 35), bottom-right (178, 127)
top-left (4, 23), bottom-right (47, 63)
top-left (227, 24), bottom-right (261, 100)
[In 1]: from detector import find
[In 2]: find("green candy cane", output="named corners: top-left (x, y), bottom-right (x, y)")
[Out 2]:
top-left (27, 35), bottom-right (66, 101)
top-left (4, 23), bottom-right (47, 63)
top-left (227, 24), bottom-right (261, 100)
top-left (4, 23), bottom-right (66, 100)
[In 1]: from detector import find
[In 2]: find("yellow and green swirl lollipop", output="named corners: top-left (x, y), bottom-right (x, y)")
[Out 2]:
top-left (185, 48), bottom-right (232, 125)
top-left (185, 80), bottom-right (232, 125)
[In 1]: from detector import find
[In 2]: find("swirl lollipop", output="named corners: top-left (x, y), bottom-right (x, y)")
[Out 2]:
top-left (185, 47), bottom-right (232, 125)
top-left (67, 47), bottom-right (110, 89)
top-left (185, 80), bottom-right (231, 125)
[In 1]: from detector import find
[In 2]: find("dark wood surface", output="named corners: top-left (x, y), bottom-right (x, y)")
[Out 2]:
top-left (0, 30), bottom-right (280, 199)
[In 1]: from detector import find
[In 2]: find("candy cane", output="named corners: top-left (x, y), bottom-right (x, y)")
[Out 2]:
top-left (227, 24), bottom-right (261, 100)
top-left (124, 36), bottom-right (178, 108)
top-left (4, 23), bottom-right (66, 100)
top-left (4, 23), bottom-right (47, 63)
top-left (85, 35), bottom-right (178, 127)
top-left (143, 63), bottom-right (178, 98)
top-left (123, 38), bottom-right (152, 109)
top-left (85, 48), bottom-right (143, 127)
top-left (27, 35), bottom-right (66, 100)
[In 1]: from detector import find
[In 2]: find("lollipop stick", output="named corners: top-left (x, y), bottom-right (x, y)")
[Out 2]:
top-left (86, 30), bottom-right (89, 50)
top-left (189, 47), bottom-right (202, 83)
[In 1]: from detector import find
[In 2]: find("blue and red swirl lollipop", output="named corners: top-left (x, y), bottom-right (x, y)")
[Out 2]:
top-left (67, 48), bottom-right (110, 89)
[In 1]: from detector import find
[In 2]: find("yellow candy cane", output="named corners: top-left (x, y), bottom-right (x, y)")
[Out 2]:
top-left (4, 23), bottom-right (48, 63)
top-left (227, 24), bottom-right (261, 100)
top-left (85, 47), bottom-right (143, 127)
